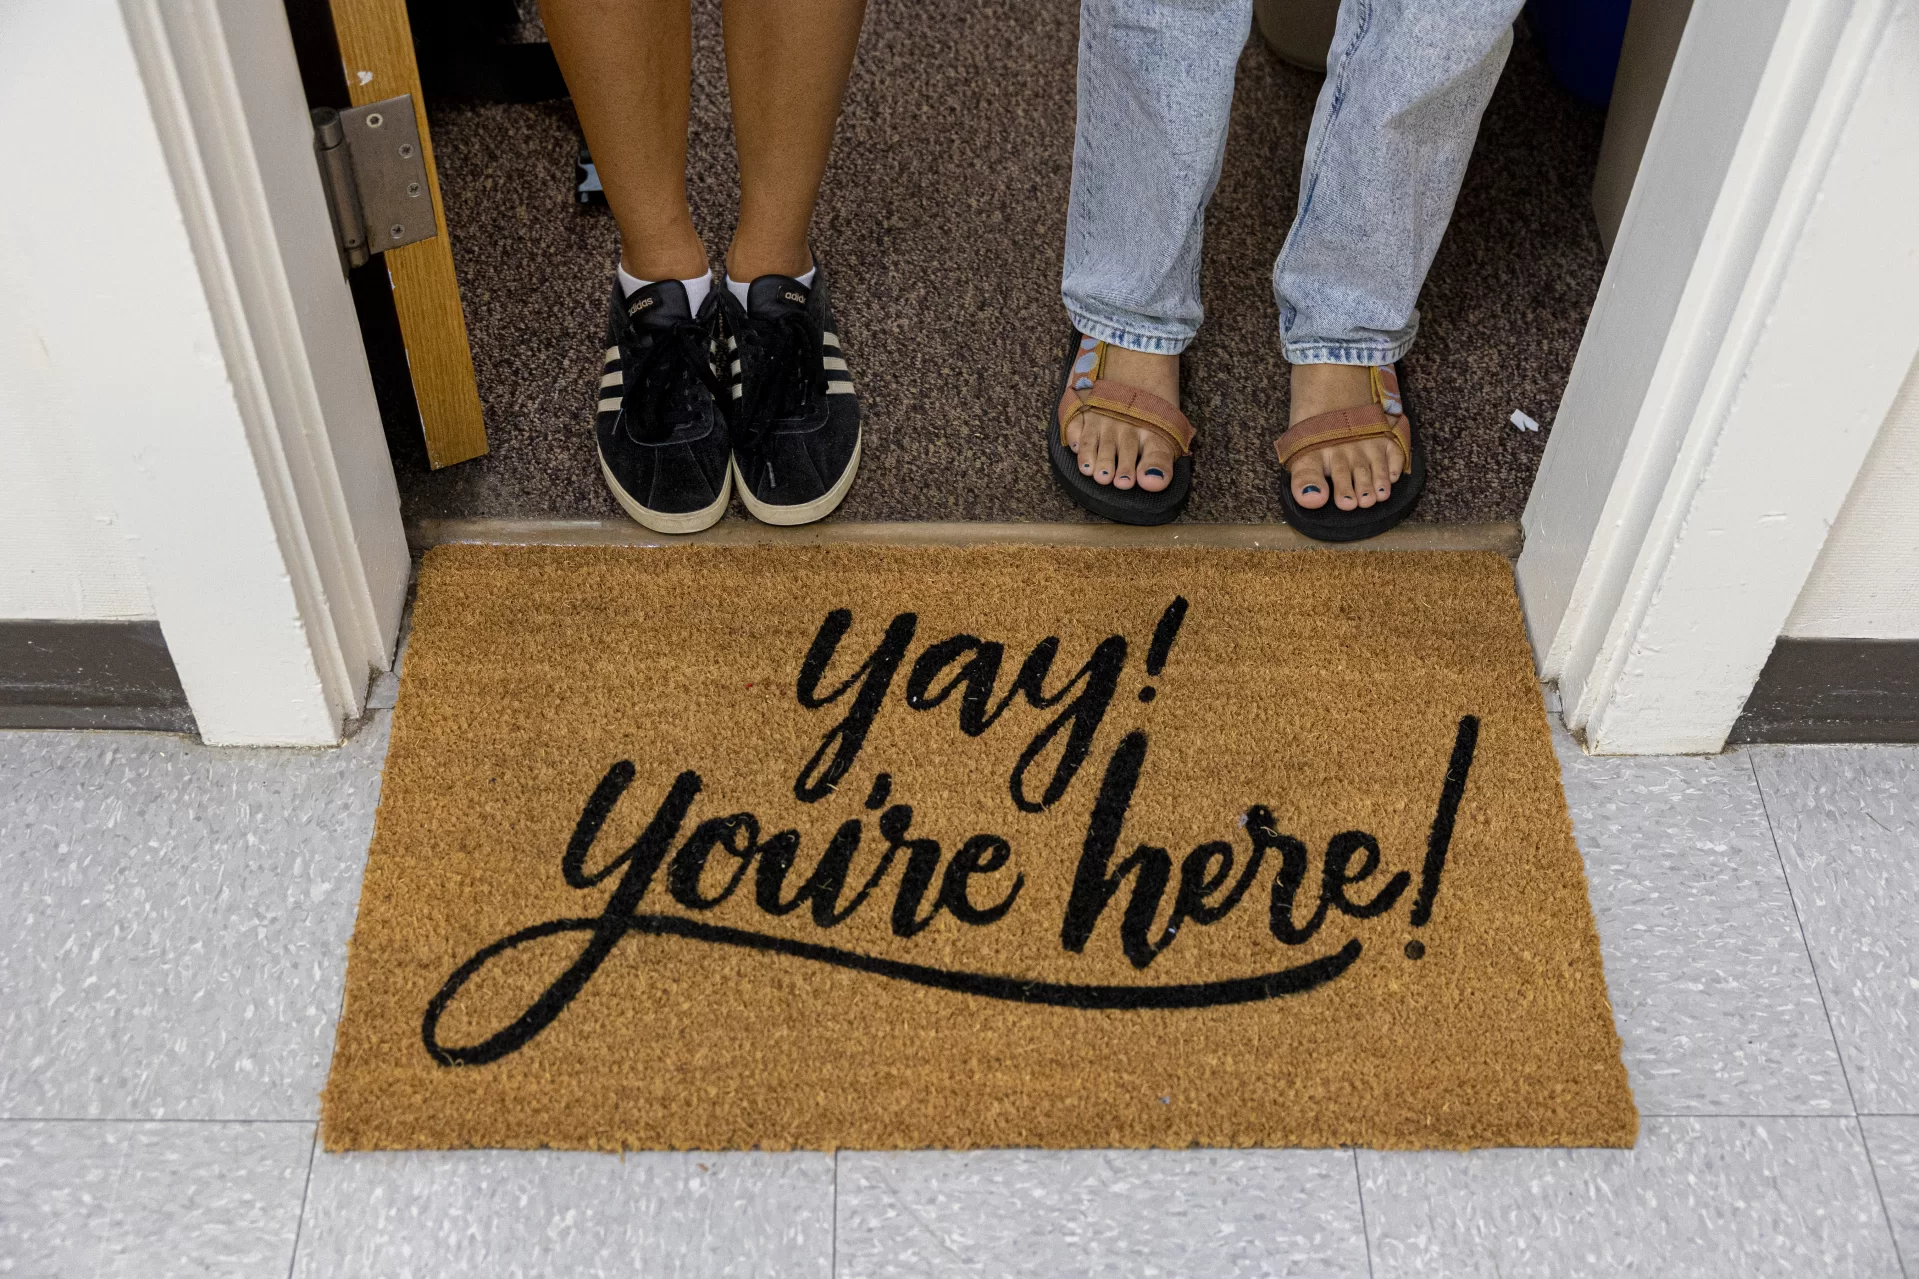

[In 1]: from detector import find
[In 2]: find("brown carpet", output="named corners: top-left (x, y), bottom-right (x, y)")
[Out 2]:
top-left (322, 544), bottom-right (1636, 1151)
top-left (393, 2), bottom-right (1609, 525)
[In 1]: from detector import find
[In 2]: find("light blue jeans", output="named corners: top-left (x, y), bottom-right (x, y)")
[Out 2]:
top-left (1062, 0), bottom-right (1525, 364)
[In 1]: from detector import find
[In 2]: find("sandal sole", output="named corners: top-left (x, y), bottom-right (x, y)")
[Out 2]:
top-left (1276, 361), bottom-right (1427, 543)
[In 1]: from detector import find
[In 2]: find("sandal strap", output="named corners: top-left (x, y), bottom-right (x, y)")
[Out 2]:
top-left (1272, 374), bottom-right (1411, 469)
top-left (1058, 378), bottom-right (1196, 458)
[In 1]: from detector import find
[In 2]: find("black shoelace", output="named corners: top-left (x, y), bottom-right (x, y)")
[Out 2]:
top-left (624, 317), bottom-right (723, 443)
top-left (731, 309), bottom-right (828, 453)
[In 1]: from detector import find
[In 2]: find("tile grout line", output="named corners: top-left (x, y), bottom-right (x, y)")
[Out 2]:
top-left (0, 1116), bottom-right (317, 1125)
top-left (1857, 1120), bottom-right (1914, 1279)
top-left (7, 1107), bottom-right (1910, 1120)
top-left (5, 1108), bottom-right (1908, 1126)
top-left (1636, 1112), bottom-right (1902, 1120)
top-left (284, 1128), bottom-right (319, 1279)
top-left (279, 932), bottom-right (354, 1278)
top-left (87, 1127), bottom-right (136, 1279)
top-left (1352, 1148), bottom-right (1377, 1279)
top-left (1748, 752), bottom-right (1907, 1272)
top-left (1748, 753), bottom-right (1863, 1115)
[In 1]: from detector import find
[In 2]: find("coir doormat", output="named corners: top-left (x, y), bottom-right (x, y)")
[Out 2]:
top-left (322, 544), bottom-right (1636, 1152)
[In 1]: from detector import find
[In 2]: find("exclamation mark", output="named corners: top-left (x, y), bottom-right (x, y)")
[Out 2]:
top-left (1404, 714), bottom-right (1480, 959)
top-left (1138, 596), bottom-right (1188, 703)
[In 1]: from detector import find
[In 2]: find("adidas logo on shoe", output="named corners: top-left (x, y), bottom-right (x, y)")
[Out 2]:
top-left (722, 264), bottom-right (862, 526)
top-left (595, 276), bottom-right (732, 535)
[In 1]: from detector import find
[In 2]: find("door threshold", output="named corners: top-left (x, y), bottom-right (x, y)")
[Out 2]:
top-left (408, 518), bottom-right (1522, 557)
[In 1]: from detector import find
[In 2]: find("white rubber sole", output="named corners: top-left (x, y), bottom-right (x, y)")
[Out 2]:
top-left (598, 448), bottom-right (731, 535)
top-left (731, 433), bottom-right (863, 527)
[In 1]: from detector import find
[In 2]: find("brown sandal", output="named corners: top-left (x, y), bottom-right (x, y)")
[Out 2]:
top-left (1048, 333), bottom-right (1195, 525)
top-left (1273, 363), bottom-right (1426, 542)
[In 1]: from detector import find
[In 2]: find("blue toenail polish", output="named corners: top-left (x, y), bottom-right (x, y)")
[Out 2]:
top-left (1145, 468), bottom-right (1164, 478)
top-left (1303, 485), bottom-right (1320, 495)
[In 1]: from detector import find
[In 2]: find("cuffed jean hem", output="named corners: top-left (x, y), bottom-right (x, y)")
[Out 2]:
top-left (1282, 332), bottom-right (1417, 367)
top-left (1064, 307), bottom-right (1195, 356)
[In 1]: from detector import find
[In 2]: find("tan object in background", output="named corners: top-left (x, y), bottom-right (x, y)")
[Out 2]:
top-left (323, 544), bottom-right (1636, 1152)
top-left (1593, 0), bottom-right (1697, 255)
top-left (329, 0), bottom-right (490, 468)
top-left (1254, 0), bottom-right (1342, 72)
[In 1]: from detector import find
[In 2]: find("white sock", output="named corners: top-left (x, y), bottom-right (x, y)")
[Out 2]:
top-left (619, 264), bottom-right (713, 314)
top-left (727, 264), bottom-right (817, 308)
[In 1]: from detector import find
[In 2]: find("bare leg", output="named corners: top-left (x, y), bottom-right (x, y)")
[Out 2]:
top-left (720, 0), bottom-right (867, 281)
top-left (540, 0), bottom-right (708, 281)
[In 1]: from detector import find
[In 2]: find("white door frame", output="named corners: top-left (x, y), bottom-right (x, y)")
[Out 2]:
top-left (1518, 0), bottom-right (1919, 753)
top-left (100, 0), bottom-right (409, 745)
top-left (98, 0), bottom-right (1916, 749)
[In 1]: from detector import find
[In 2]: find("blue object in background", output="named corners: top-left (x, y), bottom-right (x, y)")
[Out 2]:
top-left (1526, 0), bottom-right (1635, 106)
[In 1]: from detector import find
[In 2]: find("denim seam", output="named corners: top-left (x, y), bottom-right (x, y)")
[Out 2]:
top-left (1066, 309), bottom-right (1194, 356)
top-left (1283, 333), bottom-right (1416, 366)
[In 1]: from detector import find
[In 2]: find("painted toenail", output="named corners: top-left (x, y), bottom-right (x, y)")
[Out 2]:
top-left (1303, 485), bottom-right (1320, 494)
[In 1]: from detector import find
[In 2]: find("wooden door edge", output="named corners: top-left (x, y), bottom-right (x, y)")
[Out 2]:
top-left (329, 0), bottom-right (488, 468)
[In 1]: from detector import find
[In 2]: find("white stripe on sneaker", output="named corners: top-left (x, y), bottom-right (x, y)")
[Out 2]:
top-left (822, 332), bottom-right (840, 348)
top-left (599, 372), bottom-right (622, 388)
top-left (604, 346), bottom-right (621, 364)
top-left (822, 356), bottom-right (848, 372)
top-left (732, 385), bottom-right (745, 399)
top-left (827, 380), bottom-right (855, 395)
top-left (597, 396), bottom-right (622, 412)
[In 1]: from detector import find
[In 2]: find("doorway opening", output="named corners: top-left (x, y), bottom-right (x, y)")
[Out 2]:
top-left (316, 0), bottom-right (1617, 533)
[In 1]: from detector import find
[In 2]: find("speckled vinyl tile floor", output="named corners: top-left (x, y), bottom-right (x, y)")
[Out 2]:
top-left (2, 688), bottom-right (1916, 1274)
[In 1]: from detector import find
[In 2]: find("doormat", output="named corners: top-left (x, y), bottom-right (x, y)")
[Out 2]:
top-left (322, 544), bottom-right (1636, 1152)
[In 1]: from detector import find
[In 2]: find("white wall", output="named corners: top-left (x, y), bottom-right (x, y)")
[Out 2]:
top-left (0, 3), bottom-right (155, 622)
top-left (1784, 350), bottom-right (1919, 638)
top-left (0, 420), bottom-right (151, 623)
top-left (2, 0), bottom-right (411, 743)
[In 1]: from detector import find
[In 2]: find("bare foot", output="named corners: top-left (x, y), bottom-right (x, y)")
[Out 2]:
top-left (1067, 341), bottom-right (1180, 492)
top-left (1287, 363), bottom-right (1403, 511)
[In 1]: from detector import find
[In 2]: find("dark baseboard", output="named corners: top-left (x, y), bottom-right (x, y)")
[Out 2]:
top-left (0, 620), bottom-right (196, 734)
top-left (9, 625), bottom-right (1903, 743)
top-left (1729, 637), bottom-right (1919, 745)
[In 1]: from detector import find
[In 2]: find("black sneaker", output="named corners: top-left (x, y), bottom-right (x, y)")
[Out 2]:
top-left (719, 265), bottom-right (862, 524)
top-left (596, 277), bottom-right (731, 533)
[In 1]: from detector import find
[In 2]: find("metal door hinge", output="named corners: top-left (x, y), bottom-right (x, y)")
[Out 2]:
top-left (312, 96), bottom-right (436, 272)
